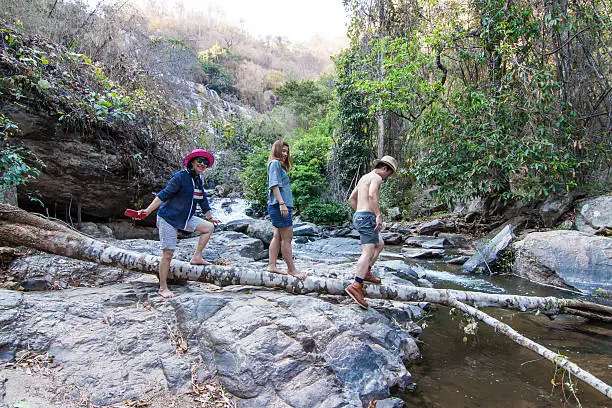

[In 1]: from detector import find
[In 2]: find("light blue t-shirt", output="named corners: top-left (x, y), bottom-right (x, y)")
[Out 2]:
top-left (267, 160), bottom-right (294, 207)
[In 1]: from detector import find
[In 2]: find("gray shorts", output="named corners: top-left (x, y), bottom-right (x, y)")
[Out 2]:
top-left (157, 215), bottom-right (205, 250)
top-left (353, 211), bottom-right (382, 245)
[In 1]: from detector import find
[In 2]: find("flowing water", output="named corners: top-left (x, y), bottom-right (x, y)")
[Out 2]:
top-left (209, 200), bottom-right (611, 406)
top-left (208, 197), bottom-right (252, 223)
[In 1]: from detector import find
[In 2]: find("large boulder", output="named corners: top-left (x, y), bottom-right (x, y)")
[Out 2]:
top-left (575, 196), bottom-right (612, 234)
top-left (246, 220), bottom-right (275, 246)
top-left (463, 224), bottom-right (515, 273)
top-left (538, 192), bottom-right (584, 226)
top-left (417, 219), bottom-right (446, 235)
top-left (0, 278), bottom-right (422, 407)
top-left (512, 230), bottom-right (612, 293)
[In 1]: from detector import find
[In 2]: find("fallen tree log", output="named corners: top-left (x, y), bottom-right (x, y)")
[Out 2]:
top-left (0, 203), bottom-right (611, 399)
top-left (0, 204), bottom-right (609, 319)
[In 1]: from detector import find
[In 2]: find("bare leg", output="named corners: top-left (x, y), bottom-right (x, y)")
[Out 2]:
top-left (190, 221), bottom-right (214, 265)
top-left (159, 249), bottom-right (175, 298)
top-left (345, 244), bottom-right (377, 309)
top-left (279, 226), bottom-right (307, 279)
top-left (370, 239), bottom-right (384, 268)
top-left (357, 244), bottom-right (377, 279)
top-left (267, 228), bottom-right (286, 274)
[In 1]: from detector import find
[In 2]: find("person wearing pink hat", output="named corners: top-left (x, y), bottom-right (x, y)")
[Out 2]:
top-left (133, 149), bottom-right (220, 298)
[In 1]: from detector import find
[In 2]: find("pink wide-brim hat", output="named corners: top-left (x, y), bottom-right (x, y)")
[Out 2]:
top-left (183, 149), bottom-right (215, 168)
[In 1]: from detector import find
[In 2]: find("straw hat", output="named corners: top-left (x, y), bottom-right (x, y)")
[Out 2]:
top-left (373, 155), bottom-right (398, 173)
top-left (183, 149), bottom-right (215, 168)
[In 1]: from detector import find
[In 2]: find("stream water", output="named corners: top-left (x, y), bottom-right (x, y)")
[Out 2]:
top-left (398, 258), bottom-right (611, 408)
top-left (212, 199), bottom-right (611, 407)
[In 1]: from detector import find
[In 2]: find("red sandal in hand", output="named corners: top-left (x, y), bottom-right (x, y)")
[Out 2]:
top-left (124, 209), bottom-right (147, 220)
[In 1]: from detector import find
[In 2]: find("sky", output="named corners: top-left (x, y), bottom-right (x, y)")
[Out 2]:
top-left (183, 0), bottom-right (349, 43)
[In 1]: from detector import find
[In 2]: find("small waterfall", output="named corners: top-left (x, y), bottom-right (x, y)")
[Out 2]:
top-left (205, 85), bottom-right (220, 100)
top-left (208, 197), bottom-right (251, 223)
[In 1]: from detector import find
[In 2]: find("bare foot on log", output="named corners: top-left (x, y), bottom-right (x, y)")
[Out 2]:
top-left (158, 288), bottom-right (175, 298)
top-left (267, 265), bottom-right (288, 275)
top-left (189, 256), bottom-right (212, 266)
top-left (288, 270), bottom-right (308, 280)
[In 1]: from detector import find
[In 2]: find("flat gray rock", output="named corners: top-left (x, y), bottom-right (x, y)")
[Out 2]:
top-left (401, 248), bottom-right (445, 259)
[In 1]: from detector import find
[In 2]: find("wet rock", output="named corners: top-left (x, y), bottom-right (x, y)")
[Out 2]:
top-left (463, 224), bottom-right (515, 273)
top-left (222, 218), bottom-right (259, 234)
top-left (347, 230), bottom-right (361, 240)
top-left (437, 233), bottom-right (471, 248)
top-left (447, 255), bottom-right (470, 265)
top-left (380, 261), bottom-right (419, 281)
top-left (375, 397), bottom-right (405, 408)
top-left (106, 221), bottom-right (158, 240)
top-left (417, 278), bottom-right (434, 288)
top-left (18, 279), bottom-right (49, 291)
top-left (215, 183), bottom-right (233, 197)
top-left (293, 223), bottom-right (321, 237)
top-left (402, 248), bottom-right (445, 259)
top-left (381, 232), bottom-right (405, 245)
top-left (513, 230), bottom-right (612, 293)
top-left (294, 237), bottom-right (361, 262)
top-left (575, 196), bottom-right (612, 234)
top-left (328, 227), bottom-right (352, 237)
top-left (421, 238), bottom-right (449, 249)
top-left (404, 236), bottom-right (439, 247)
top-left (417, 219), bottom-right (446, 235)
top-left (387, 207), bottom-right (401, 221)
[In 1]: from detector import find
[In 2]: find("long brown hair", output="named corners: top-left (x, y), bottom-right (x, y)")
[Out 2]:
top-left (268, 140), bottom-right (292, 172)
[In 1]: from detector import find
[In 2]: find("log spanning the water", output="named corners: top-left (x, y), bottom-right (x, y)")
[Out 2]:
top-left (0, 203), bottom-right (611, 399)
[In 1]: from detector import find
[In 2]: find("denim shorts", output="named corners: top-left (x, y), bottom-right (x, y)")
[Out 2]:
top-left (267, 204), bottom-right (293, 228)
top-left (157, 215), bottom-right (205, 250)
top-left (353, 211), bottom-right (382, 245)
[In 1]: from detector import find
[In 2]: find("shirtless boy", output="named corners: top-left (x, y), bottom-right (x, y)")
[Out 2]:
top-left (345, 156), bottom-right (398, 309)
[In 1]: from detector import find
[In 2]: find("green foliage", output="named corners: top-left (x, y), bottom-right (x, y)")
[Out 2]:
top-left (379, 174), bottom-right (414, 215)
top-left (335, 0), bottom-right (607, 209)
top-left (411, 0), bottom-right (587, 204)
top-left (220, 116), bottom-right (284, 155)
top-left (332, 49), bottom-right (373, 190)
top-left (0, 115), bottom-right (41, 190)
top-left (240, 146), bottom-right (269, 206)
top-left (0, 25), bottom-right (167, 132)
top-left (351, 35), bottom-right (443, 120)
top-left (275, 79), bottom-right (332, 127)
top-left (413, 86), bottom-right (585, 204)
top-left (490, 246), bottom-right (516, 274)
top-left (300, 201), bottom-right (348, 225)
top-left (198, 46), bottom-right (240, 98)
top-left (0, 146), bottom-right (41, 190)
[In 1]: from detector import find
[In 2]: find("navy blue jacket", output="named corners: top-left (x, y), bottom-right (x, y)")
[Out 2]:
top-left (157, 169), bottom-right (211, 230)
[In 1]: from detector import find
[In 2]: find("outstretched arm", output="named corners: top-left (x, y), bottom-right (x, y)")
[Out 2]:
top-left (141, 196), bottom-right (163, 218)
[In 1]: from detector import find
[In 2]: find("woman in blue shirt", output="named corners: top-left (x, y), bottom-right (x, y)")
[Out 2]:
top-left (136, 149), bottom-right (221, 298)
top-left (267, 140), bottom-right (306, 280)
